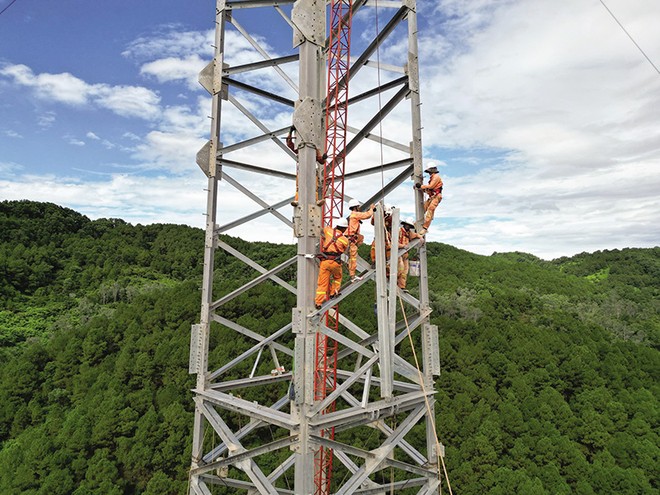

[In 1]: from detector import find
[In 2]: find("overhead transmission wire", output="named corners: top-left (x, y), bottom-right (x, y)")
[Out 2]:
top-left (598, 0), bottom-right (660, 75)
top-left (0, 0), bottom-right (19, 17)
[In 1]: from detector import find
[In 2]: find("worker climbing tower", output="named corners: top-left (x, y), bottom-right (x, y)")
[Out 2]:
top-left (188, 1), bottom-right (443, 493)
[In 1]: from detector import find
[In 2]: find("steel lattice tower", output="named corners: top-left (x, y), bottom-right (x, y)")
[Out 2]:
top-left (188, 1), bottom-right (443, 494)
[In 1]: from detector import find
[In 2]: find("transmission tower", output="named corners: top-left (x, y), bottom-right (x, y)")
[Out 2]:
top-left (188, 1), bottom-right (443, 494)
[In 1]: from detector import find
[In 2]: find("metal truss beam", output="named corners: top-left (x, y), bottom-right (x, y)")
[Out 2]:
top-left (227, 0), bottom-right (296, 10)
top-left (334, 405), bottom-right (428, 495)
top-left (197, 389), bottom-right (296, 429)
top-left (224, 54), bottom-right (299, 76)
top-left (225, 77), bottom-right (296, 107)
top-left (221, 127), bottom-right (295, 155)
top-left (203, 395), bottom-right (290, 462)
top-left (217, 240), bottom-right (296, 293)
top-left (344, 84), bottom-right (410, 157)
top-left (221, 158), bottom-right (296, 180)
top-left (196, 399), bottom-right (281, 494)
top-left (221, 172), bottom-right (293, 228)
top-left (209, 256), bottom-right (296, 310)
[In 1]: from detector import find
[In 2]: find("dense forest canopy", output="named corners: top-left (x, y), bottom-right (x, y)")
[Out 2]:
top-left (0, 200), bottom-right (658, 494)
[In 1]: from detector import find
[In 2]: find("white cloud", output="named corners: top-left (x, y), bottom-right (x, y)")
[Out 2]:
top-left (140, 54), bottom-right (207, 89)
top-left (122, 132), bottom-right (141, 141)
top-left (0, 172), bottom-right (207, 227)
top-left (38, 111), bottom-right (56, 128)
top-left (411, 0), bottom-right (660, 258)
top-left (84, 132), bottom-right (118, 150)
top-left (1, 64), bottom-right (90, 105)
top-left (122, 28), bottom-right (212, 60)
top-left (3, 3), bottom-right (658, 260)
top-left (0, 64), bottom-right (161, 120)
top-left (3, 129), bottom-right (22, 138)
top-left (0, 161), bottom-right (22, 175)
top-left (131, 130), bottom-right (207, 174)
top-left (92, 84), bottom-right (161, 119)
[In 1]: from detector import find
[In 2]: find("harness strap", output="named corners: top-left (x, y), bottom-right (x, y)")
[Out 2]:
top-left (322, 230), bottom-right (343, 254)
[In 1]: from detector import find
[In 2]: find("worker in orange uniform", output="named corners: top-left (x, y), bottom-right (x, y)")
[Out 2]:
top-left (414, 164), bottom-right (443, 234)
top-left (346, 199), bottom-right (375, 281)
top-left (287, 126), bottom-right (327, 206)
top-left (315, 218), bottom-right (350, 309)
top-left (397, 217), bottom-right (424, 291)
top-left (370, 205), bottom-right (393, 275)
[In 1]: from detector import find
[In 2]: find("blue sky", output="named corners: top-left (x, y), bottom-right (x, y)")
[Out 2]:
top-left (1, 0), bottom-right (659, 259)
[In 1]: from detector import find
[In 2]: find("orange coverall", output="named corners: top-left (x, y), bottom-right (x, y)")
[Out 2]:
top-left (397, 226), bottom-right (423, 289)
top-left (347, 206), bottom-right (374, 277)
top-left (287, 130), bottom-right (326, 204)
top-left (315, 226), bottom-right (349, 307)
top-left (370, 214), bottom-right (392, 276)
top-left (421, 172), bottom-right (443, 230)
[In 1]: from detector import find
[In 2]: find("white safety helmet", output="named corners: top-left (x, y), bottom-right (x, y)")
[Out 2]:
top-left (348, 199), bottom-right (361, 210)
top-left (383, 205), bottom-right (392, 216)
top-left (403, 217), bottom-right (416, 227)
top-left (335, 218), bottom-right (348, 229)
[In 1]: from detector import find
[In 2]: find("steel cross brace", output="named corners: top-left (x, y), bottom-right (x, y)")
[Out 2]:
top-left (203, 395), bottom-right (290, 463)
top-left (333, 404), bottom-right (428, 495)
top-left (195, 398), bottom-right (280, 494)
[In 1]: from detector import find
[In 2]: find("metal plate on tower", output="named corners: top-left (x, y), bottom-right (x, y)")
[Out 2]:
top-left (189, 324), bottom-right (203, 374)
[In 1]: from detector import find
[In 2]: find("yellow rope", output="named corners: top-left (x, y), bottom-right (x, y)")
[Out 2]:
top-left (398, 295), bottom-right (454, 495)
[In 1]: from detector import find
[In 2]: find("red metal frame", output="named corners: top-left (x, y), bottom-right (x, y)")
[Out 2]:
top-left (321, 0), bottom-right (353, 229)
top-left (314, 1), bottom-right (353, 494)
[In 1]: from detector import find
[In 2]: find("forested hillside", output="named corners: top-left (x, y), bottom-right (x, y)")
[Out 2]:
top-left (0, 200), bottom-right (658, 494)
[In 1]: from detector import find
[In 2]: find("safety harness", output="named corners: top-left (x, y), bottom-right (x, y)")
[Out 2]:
top-left (318, 228), bottom-right (344, 261)
top-left (346, 213), bottom-right (364, 241)
top-left (427, 174), bottom-right (443, 197)
top-left (428, 186), bottom-right (443, 197)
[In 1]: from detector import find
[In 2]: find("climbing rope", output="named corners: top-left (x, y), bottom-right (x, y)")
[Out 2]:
top-left (399, 296), bottom-right (454, 495)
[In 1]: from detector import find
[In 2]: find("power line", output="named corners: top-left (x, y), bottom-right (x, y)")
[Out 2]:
top-left (599, 0), bottom-right (660, 76)
top-left (0, 0), bottom-right (19, 17)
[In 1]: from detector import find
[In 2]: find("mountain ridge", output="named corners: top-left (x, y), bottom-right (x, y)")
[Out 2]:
top-left (0, 200), bottom-right (657, 494)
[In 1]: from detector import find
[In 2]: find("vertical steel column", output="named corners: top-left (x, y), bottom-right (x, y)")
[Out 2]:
top-left (407, 1), bottom-right (440, 474)
top-left (388, 208), bottom-right (400, 397)
top-left (291, 2), bottom-right (325, 494)
top-left (374, 204), bottom-right (393, 398)
top-left (189, 1), bottom-right (226, 484)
